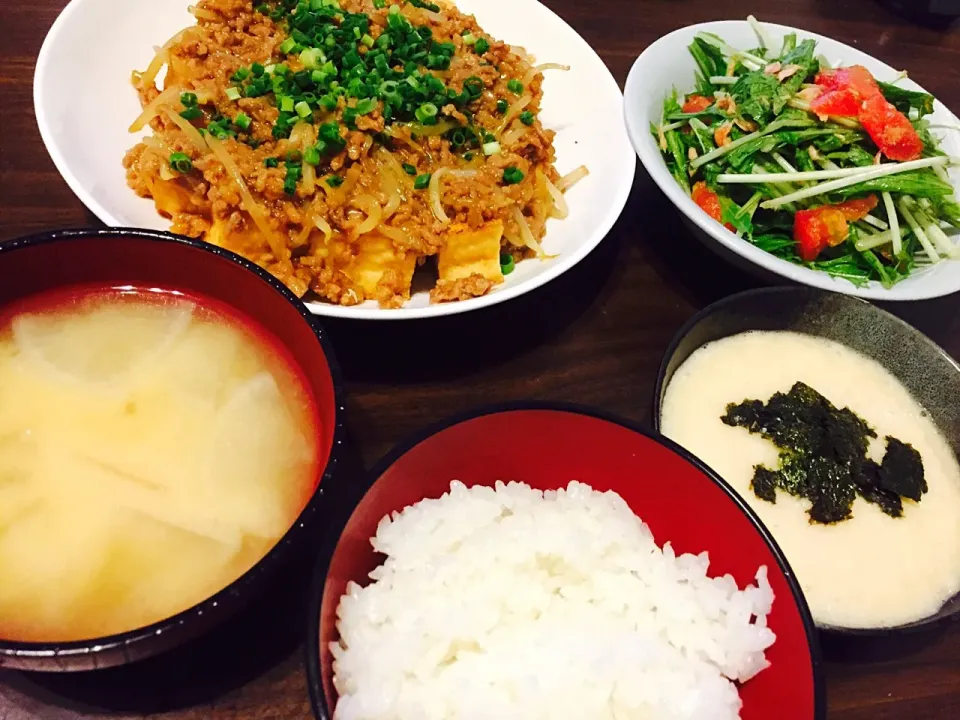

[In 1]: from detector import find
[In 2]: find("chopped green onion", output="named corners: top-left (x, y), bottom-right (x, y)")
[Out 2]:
top-left (402, 162), bottom-right (417, 175)
top-left (414, 173), bottom-right (431, 190)
top-left (414, 102), bottom-right (438, 124)
top-left (463, 151), bottom-right (473, 160)
top-left (518, 111), bottom-right (535, 126)
top-left (279, 37), bottom-right (297, 54)
top-left (231, 67), bottom-right (251, 82)
top-left (300, 48), bottom-right (324, 69)
top-left (225, 87), bottom-right (242, 101)
top-left (355, 97), bottom-right (377, 115)
top-left (482, 140), bottom-right (501, 156)
top-left (499, 252), bottom-right (515, 275)
top-left (474, 38), bottom-right (490, 54)
top-left (496, 99), bottom-right (508, 113)
top-left (264, 157), bottom-right (280, 168)
top-left (502, 166), bottom-right (524, 185)
top-left (361, 33), bottom-right (375, 48)
top-left (179, 106), bottom-right (203, 121)
top-left (234, 112), bottom-right (252, 130)
top-left (462, 32), bottom-right (477, 45)
top-left (180, 92), bottom-right (198, 107)
top-left (251, 62), bottom-right (265, 77)
top-left (280, 96), bottom-right (295, 113)
top-left (295, 101), bottom-right (313, 118)
top-left (507, 79), bottom-right (524, 94)
top-left (326, 175), bottom-right (345, 187)
top-left (303, 146), bottom-right (321, 166)
top-left (168, 152), bottom-right (193, 173)
top-left (373, 0), bottom-right (385, 7)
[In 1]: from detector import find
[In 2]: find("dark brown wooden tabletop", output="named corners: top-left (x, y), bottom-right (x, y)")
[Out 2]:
top-left (2, 0), bottom-right (960, 718)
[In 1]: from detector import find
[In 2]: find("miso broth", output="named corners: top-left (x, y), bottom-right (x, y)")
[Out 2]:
top-left (0, 285), bottom-right (319, 642)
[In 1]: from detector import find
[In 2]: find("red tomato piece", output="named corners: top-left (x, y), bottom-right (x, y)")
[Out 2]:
top-left (834, 195), bottom-right (879, 221)
top-left (691, 182), bottom-right (735, 231)
top-left (809, 88), bottom-right (862, 118)
top-left (859, 94), bottom-right (924, 161)
top-left (794, 207), bottom-right (850, 261)
top-left (681, 94), bottom-right (713, 113)
top-left (815, 65), bottom-right (880, 100)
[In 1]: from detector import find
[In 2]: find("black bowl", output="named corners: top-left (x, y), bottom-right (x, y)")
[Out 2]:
top-left (652, 286), bottom-right (960, 634)
top-left (0, 228), bottom-right (346, 671)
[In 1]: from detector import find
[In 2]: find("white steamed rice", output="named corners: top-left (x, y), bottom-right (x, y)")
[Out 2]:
top-left (331, 480), bottom-right (776, 720)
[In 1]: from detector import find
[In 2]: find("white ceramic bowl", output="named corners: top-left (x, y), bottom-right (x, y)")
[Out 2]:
top-left (624, 20), bottom-right (960, 301)
top-left (35, 0), bottom-right (635, 320)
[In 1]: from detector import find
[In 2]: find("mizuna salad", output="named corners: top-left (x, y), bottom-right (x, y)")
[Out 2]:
top-left (654, 16), bottom-right (960, 287)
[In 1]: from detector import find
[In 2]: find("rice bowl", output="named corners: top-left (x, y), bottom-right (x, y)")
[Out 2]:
top-left (331, 480), bottom-right (776, 720)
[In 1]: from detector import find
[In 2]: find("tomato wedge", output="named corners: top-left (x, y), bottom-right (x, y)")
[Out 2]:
top-left (815, 65), bottom-right (880, 100)
top-left (859, 93), bottom-right (924, 162)
top-left (809, 88), bottom-right (861, 118)
top-left (834, 195), bottom-right (879, 221)
top-left (794, 207), bottom-right (849, 261)
top-left (691, 182), bottom-right (735, 231)
top-left (681, 94), bottom-right (713, 113)
top-left (793, 195), bottom-right (877, 261)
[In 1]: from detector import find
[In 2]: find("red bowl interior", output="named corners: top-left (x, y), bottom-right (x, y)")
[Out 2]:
top-left (0, 229), bottom-right (340, 670)
top-left (317, 408), bottom-right (823, 719)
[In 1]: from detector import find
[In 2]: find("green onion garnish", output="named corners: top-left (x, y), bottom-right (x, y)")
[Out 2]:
top-left (482, 140), bottom-right (501, 156)
top-left (414, 173), bottom-right (431, 190)
top-left (474, 38), bottom-right (490, 54)
top-left (279, 37), bottom-right (297, 54)
top-left (414, 102), bottom-right (439, 124)
top-left (303, 146), bottom-right (321, 166)
top-left (519, 111), bottom-right (535, 126)
top-left (231, 67), bottom-right (250, 82)
top-left (326, 175), bottom-right (344, 187)
top-left (496, 99), bottom-right (508, 113)
top-left (179, 106), bottom-right (203, 121)
top-left (507, 79), bottom-right (524, 94)
top-left (502, 166), bottom-right (524, 185)
top-left (168, 152), bottom-right (193, 174)
top-left (295, 100), bottom-right (313, 118)
top-left (462, 32), bottom-right (476, 45)
top-left (500, 252), bottom-right (515, 275)
top-left (373, 0), bottom-right (386, 7)
top-left (234, 112), bottom-right (252, 130)
top-left (180, 92), bottom-right (198, 107)
top-left (264, 157), bottom-right (279, 168)
top-left (225, 87), bottom-right (242, 101)
top-left (280, 96), bottom-right (295, 113)
top-left (402, 163), bottom-right (417, 175)
top-left (251, 62), bottom-right (265, 77)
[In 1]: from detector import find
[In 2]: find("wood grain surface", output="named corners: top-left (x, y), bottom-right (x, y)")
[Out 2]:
top-left (1, 0), bottom-right (959, 717)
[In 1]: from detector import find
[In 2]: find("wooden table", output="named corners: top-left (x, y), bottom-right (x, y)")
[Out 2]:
top-left (2, 0), bottom-right (959, 717)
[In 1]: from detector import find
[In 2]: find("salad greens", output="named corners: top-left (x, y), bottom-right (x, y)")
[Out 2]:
top-left (654, 15), bottom-right (960, 287)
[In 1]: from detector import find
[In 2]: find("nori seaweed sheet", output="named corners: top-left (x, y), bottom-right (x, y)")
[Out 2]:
top-left (722, 381), bottom-right (927, 524)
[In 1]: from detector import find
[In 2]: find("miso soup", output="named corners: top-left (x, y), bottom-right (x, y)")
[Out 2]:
top-left (0, 284), bottom-right (320, 642)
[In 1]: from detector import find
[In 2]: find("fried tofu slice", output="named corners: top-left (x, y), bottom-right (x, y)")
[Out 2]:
top-left (437, 220), bottom-right (505, 285)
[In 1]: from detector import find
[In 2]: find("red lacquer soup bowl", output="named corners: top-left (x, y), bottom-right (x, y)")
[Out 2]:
top-left (306, 404), bottom-right (825, 720)
top-left (0, 228), bottom-right (344, 672)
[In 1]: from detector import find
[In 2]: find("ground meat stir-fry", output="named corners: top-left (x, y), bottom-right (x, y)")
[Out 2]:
top-left (124, 0), bottom-right (580, 307)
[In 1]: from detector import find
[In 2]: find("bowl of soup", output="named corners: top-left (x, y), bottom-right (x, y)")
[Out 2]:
top-left (653, 287), bottom-right (960, 634)
top-left (0, 227), bottom-right (344, 671)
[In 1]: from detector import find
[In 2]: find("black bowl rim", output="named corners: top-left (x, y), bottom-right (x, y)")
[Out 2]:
top-left (651, 285), bottom-right (960, 636)
top-left (0, 227), bottom-right (347, 667)
top-left (304, 401), bottom-right (827, 720)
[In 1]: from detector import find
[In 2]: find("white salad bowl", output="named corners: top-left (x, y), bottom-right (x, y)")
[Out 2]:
top-left (35, 0), bottom-right (635, 320)
top-left (624, 20), bottom-right (960, 301)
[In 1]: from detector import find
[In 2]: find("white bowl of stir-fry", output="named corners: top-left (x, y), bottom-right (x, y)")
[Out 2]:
top-left (624, 16), bottom-right (960, 300)
top-left (35, 0), bottom-right (634, 319)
